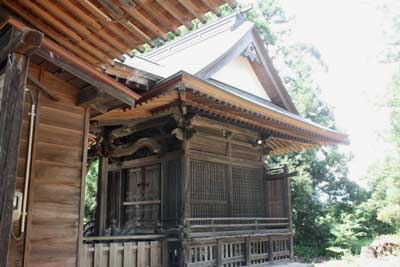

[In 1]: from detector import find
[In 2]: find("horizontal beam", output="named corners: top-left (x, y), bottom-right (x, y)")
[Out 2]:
top-left (2, 16), bottom-right (140, 106)
top-left (0, 25), bottom-right (43, 63)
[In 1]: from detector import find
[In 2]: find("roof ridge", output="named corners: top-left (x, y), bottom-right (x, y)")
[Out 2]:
top-left (143, 11), bottom-right (247, 61)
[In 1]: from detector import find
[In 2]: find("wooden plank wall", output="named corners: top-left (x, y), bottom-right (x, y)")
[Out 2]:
top-left (7, 63), bottom-right (88, 267)
top-left (266, 179), bottom-right (287, 218)
top-left (81, 241), bottom-right (162, 267)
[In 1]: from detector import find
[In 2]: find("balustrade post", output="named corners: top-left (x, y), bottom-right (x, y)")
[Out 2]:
top-left (245, 236), bottom-right (251, 266)
top-left (269, 236), bottom-right (274, 262)
top-left (217, 239), bottom-right (223, 267)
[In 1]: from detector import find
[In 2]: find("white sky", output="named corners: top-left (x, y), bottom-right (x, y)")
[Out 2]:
top-left (277, 0), bottom-right (398, 184)
top-left (238, 0), bottom-right (398, 184)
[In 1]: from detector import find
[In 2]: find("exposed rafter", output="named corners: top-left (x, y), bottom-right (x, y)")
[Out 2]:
top-left (1, 0), bottom-right (234, 68)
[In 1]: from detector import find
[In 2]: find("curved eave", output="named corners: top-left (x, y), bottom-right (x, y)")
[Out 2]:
top-left (94, 71), bottom-right (349, 147)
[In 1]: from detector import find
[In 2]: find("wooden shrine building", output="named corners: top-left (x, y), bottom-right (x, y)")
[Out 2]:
top-left (0, 2), bottom-right (348, 267)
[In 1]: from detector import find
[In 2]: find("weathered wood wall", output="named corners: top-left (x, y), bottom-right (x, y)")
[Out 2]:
top-left (8, 63), bottom-right (88, 267)
top-left (81, 240), bottom-right (162, 267)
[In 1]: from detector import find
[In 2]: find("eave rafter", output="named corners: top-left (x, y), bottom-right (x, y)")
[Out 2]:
top-left (93, 72), bottom-right (347, 153)
top-left (1, 0), bottom-right (237, 68)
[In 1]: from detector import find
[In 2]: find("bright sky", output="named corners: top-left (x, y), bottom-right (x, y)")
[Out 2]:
top-left (264, 0), bottom-right (398, 185)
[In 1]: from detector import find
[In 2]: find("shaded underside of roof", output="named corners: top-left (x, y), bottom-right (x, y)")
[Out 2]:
top-left (93, 72), bottom-right (348, 155)
top-left (1, 0), bottom-right (237, 68)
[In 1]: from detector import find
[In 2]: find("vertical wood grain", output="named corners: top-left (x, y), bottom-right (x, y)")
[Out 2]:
top-left (77, 108), bottom-right (90, 266)
top-left (0, 53), bottom-right (29, 267)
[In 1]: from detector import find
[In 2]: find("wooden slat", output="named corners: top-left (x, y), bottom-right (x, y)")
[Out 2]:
top-left (94, 243), bottom-right (104, 267)
top-left (150, 241), bottom-right (161, 266)
top-left (17, 0), bottom-right (114, 64)
top-left (137, 242), bottom-right (146, 267)
top-left (75, 0), bottom-right (143, 51)
top-left (135, 0), bottom-right (180, 35)
top-left (95, 0), bottom-right (155, 46)
top-left (178, 0), bottom-right (207, 24)
top-left (80, 244), bottom-right (88, 267)
top-left (3, 1), bottom-right (101, 65)
top-left (156, 0), bottom-right (193, 30)
top-left (123, 243), bottom-right (133, 267)
top-left (201, 0), bottom-right (221, 16)
top-left (37, 0), bottom-right (123, 60)
top-left (121, 5), bottom-right (168, 41)
top-left (109, 243), bottom-right (119, 266)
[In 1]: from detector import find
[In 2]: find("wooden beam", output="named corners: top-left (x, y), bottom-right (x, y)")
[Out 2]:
top-left (0, 28), bottom-right (42, 267)
top-left (17, 0), bottom-right (114, 64)
top-left (35, 48), bottom-right (136, 106)
top-left (0, 26), bottom-right (43, 62)
top-left (96, 0), bottom-right (155, 46)
top-left (77, 86), bottom-right (106, 107)
top-left (156, 0), bottom-right (193, 30)
top-left (121, 4), bottom-right (169, 41)
top-left (200, 0), bottom-right (221, 16)
top-left (73, 0), bottom-right (143, 53)
top-left (37, 0), bottom-right (124, 61)
top-left (136, 0), bottom-right (181, 35)
top-left (1, 3), bottom-right (102, 65)
top-left (27, 75), bottom-right (59, 101)
top-left (177, 0), bottom-right (207, 24)
top-left (225, 0), bottom-right (238, 8)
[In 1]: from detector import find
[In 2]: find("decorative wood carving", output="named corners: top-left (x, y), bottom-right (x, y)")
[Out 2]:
top-left (109, 137), bottom-right (162, 158)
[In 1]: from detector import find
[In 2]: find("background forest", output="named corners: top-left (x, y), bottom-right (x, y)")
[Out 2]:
top-left (85, 0), bottom-right (400, 264)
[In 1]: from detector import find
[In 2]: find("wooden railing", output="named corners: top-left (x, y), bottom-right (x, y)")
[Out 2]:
top-left (184, 217), bottom-right (289, 235)
top-left (187, 234), bottom-right (292, 267)
top-left (80, 236), bottom-right (164, 267)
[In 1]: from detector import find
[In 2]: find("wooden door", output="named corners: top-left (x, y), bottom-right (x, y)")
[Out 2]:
top-left (124, 165), bottom-right (161, 230)
top-left (265, 176), bottom-right (288, 218)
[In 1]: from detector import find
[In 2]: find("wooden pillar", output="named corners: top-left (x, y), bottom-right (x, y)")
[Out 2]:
top-left (226, 134), bottom-right (233, 217)
top-left (284, 165), bottom-right (294, 259)
top-left (77, 108), bottom-right (90, 265)
top-left (96, 156), bottom-right (109, 235)
top-left (0, 27), bottom-right (43, 267)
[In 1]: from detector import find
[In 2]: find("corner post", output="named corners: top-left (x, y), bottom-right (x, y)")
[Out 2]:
top-left (0, 26), bottom-right (43, 267)
top-left (96, 156), bottom-right (109, 235)
top-left (284, 165), bottom-right (294, 259)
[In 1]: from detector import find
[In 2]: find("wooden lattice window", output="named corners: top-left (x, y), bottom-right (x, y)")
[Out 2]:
top-left (232, 166), bottom-right (265, 217)
top-left (162, 159), bottom-right (181, 226)
top-left (190, 159), bottom-right (228, 217)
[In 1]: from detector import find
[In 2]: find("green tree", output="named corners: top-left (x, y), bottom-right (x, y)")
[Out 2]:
top-left (247, 0), bottom-right (369, 258)
top-left (84, 160), bottom-right (98, 222)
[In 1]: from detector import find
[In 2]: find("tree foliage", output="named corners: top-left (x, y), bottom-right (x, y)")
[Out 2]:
top-left (247, 0), bottom-right (392, 259)
top-left (84, 160), bottom-right (98, 223)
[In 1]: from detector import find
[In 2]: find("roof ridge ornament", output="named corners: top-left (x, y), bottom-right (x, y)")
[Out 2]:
top-left (242, 43), bottom-right (261, 63)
